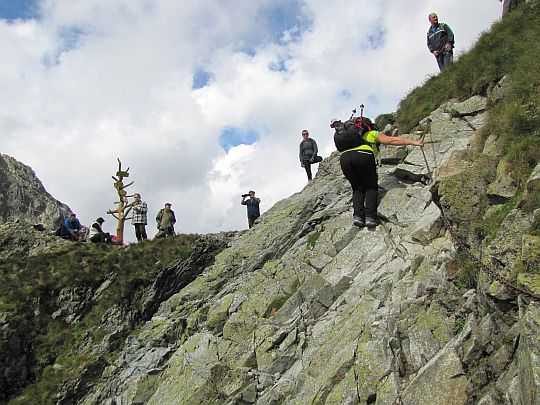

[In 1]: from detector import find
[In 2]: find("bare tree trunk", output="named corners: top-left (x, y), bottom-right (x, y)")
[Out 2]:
top-left (107, 158), bottom-right (134, 244)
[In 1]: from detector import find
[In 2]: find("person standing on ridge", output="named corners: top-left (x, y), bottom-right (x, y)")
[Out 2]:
top-left (427, 12), bottom-right (454, 71)
top-left (156, 203), bottom-right (176, 237)
top-left (131, 193), bottom-right (148, 242)
top-left (241, 190), bottom-right (261, 228)
top-left (331, 117), bottom-right (424, 228)
top-left (299, 129), bottom-right (319, 181)
top-left (500, 0), bottom-right (521, 17)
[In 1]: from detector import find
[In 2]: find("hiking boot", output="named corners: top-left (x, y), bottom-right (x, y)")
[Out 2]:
top-left (353, 216), bottom-right (365, 227)
top-left (365, 217), bottom-right (378, 228)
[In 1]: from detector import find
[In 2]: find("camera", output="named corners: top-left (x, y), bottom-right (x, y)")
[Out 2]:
top-left (241, 194), bottom-right (250, 198)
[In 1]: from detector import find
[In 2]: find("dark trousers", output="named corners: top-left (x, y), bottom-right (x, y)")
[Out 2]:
top-left (156, 226), bottom-right (175, 238)
top-left (90, 232), bottom-right (111, 243)
top-left (339, 151), bottom-right (378, 220)
top-left (302, 160), bottom-right (313, 180)
top-left (161, 226), bottom-right (175, 236)
top-left (436, 51), bottom-right (453, 71)
top-left (248, 214), bottom-right (260, 228)
top-left (134, 223), bottom-right (147, 242)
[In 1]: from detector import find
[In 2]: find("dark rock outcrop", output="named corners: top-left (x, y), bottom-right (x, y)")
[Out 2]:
top-left (0, 153), bottom-right (71, 229)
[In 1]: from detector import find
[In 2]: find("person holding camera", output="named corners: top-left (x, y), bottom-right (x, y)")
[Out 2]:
top-left (241, 190), bottom-right (261, 228)
top-left (299, 129), bottom-right (320, 181)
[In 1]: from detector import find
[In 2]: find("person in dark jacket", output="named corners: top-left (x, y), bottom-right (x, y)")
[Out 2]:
top-left (156, 203), bottom-right (176, 237)
top-left (241, 190), bottom-right (261, 228)
top-left (427, 13), bottom-right (454, 71)
top-left (331, 118), bottom-right (424, 228)
top-left (299, 129), bottom-right (319, 181)
top-left (501, 0), bottom-right (521, 17)
top-left (89, 217), bottom-right (111, 243)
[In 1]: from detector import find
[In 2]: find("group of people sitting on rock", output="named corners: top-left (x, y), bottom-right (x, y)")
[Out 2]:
top-left (55, 200), bottom-right (177, 244)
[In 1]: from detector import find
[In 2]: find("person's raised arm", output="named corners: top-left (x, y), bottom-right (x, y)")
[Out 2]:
top-left (377, 132), bottom-right (424, 147)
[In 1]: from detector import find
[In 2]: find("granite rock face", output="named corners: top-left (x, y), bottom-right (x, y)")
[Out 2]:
top-left (1, 89), bottom-right (538, 403)
top-left (0, 153), bottom-right (71, 229)
top-left (56, 95), bottom-right (536, 404)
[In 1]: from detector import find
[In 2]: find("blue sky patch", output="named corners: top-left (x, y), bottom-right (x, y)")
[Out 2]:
top-left (41, 25), bottom-right (87, 67)
top-left (59, 26), bottom-right (86, 52)
top-left (367, 28), bottom-right (386, 49)
top-left (367, 94), bottom-right (379, 105)
top-left (269, 58), bottom-right (288, 72)
top-left (364, 19), bottom-right (387, 50)
top-left (219, 127), bottom-right (260, 152)
top-left (339, 89), bottom-right (352, 100)
top-left (242, 1), bottom-right (311, 52)
top-left (0, 0), bottom-right (39, 21)
top-left (192, 69), bottom-right (213, 90)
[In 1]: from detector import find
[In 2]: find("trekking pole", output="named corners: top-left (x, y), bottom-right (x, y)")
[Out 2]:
top-left (350, 108), bottom-right (356, 119)
top-left (419, 133), bottom-right (432, 184)
top-left (359, 104), bottom-right (364, 119)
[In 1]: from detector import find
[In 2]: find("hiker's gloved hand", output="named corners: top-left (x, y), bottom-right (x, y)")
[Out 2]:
top-left (300, 162), bottom-right (305, 168)
top-left (310, 154), bottom-right (316, 163)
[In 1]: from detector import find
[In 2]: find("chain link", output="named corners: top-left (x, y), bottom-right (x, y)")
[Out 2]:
top-left (437, 203), bottom-right (540, 301)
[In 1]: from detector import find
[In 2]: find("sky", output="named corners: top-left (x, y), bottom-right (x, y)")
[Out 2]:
top-left (0, 0), bottom-right (503, 242)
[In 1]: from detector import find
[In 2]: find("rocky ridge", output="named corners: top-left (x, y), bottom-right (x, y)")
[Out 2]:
top-left (0, 153), bottom-right (71, 229)
top-left (56, 91), bottom-right (537, 404)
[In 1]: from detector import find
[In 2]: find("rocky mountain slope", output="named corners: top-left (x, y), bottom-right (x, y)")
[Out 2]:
top-left (66, 93), bottom-right (537, 405)
top-left (4, 90), bottom-right (535, 404)
top-left (0, 153), bottom-right (71, 229)
top-left (2, 3), bottom-right (540, 403)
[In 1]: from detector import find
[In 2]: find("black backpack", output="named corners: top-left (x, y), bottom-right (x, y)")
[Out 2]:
top-left (334, 117), bottom-right (379, 152)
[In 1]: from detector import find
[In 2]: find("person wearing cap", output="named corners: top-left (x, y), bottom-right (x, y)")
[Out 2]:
top-left (64, 213), bottom-right (89, 241)
top-left (89, 217), bottom-right (111, 243)
top-left (156, 203), bottom-right (176, 237)
top-left (427, 13), bottom-right (454, 71)
top-left (131, 193), bottom-right (148, 242)
top-left (331, 117), bottom-right (424, 228)
top-left (299, 129), bottom-right (319, 181)
top-left (241, 190), bottom-right (261, 228)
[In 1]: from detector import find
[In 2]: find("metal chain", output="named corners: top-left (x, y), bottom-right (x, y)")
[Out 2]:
top-left (437, 203), bottom-right (540, 301)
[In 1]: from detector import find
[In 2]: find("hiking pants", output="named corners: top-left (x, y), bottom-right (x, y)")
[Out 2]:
top-left (436, 50), bottom-right (453, 71)
top-left (339, 150), bottom-right (378, 220)
top-left (90, 232), bottom-right (111, 243)
top-left (161, 226), bottom-right (175, 236)
top-left (302, 159), bottom-right (313, 180)
top-left (134, 223), bottom-right (147, 242)
top-left (248, 214), bottom-right (260, 228)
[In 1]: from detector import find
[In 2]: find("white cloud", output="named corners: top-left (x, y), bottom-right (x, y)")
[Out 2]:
top-left (0, 0), bottom-right (503, 241)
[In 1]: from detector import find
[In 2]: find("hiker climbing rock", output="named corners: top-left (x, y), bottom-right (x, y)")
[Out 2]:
top-left (427, 12), bottom-right (455, 71)
top-left (331, 115), bottom-right (424, 228)
top-left (299, 129), bottom-right (321, 181)
top-left (241, 190), bottom-right (261, 228)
